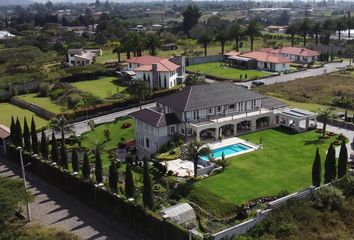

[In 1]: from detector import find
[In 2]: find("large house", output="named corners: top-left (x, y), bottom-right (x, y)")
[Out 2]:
top-left (127, 55), bottom-right (186, 89)
top-left (67, 48), bottom-right (102, 67)
top-left (225, 51), bottom-right (291, 72)
top-left (130, 82), bottom-right (317, 153)
top-left (258, 47), bottom-right (320, 64)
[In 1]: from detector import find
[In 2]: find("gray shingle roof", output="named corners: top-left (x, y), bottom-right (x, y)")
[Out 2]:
top-left (157, 82), bottom-right (267, 112)
top-left (129, 108), bottom-right (180, 127)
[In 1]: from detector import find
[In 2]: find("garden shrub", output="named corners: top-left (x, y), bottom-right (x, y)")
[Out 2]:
top-left (314, 186), bottom-right (345, 211)
top-left (335, 175), bottom-right (354, 197)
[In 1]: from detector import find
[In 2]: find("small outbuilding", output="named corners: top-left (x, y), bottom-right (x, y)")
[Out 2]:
top-left (161, 43), bottom-right (178, 51)
top-left (160, 203), bottom-right (197, 228)
top-left (0, 124), bottom-right (10, 153)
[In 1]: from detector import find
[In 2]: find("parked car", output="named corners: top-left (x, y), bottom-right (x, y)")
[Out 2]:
top-left (251, 81), bottom-right (265, 87)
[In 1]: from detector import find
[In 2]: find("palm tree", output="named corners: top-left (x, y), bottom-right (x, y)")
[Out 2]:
top-left (105, 40), bottom-right (122, 62)
top-left (144, 33), bottom-right (161, 56)
top-left (215, 27), bottom-right (230, 54)
top-left (246, 20), bottom-right (261, 51)
top-left (286, 23), bottom-right (298, 47)
top-left (318, 108), bottom-right (334, 137)
top-left (321, 19), bottom-right (335, 45)
top-left (130, 80), bottom-right (151, 110)
top-left (185, 141), bottom-right (211, 177)
top-left (299, 18), bottom-right (311, 46)
top-left (336, 17), bottom-right (346, 40)
top-left (347, 15), bottom-right (354, 39)
top-left (312, 22), bottom-right (321, 46)
top-left (229, 21), bottom-right (244, 51)
top-left (50, 115), bottom-right (74, 145)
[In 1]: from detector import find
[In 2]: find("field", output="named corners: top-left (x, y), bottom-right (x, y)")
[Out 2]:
top-left (80, 117), bottom-right (135, 168)
top-left (71, 76), bottom-right (127, 99)
top-left (17, 93), bottom-right (67, 114)
top-left (189, 128), bottom-right (335, 217)
top-left (187, 62), bottom-right (271, 81)
top-left (0, 102), bottom-right (47, 128)
top-left (258, 73), bottom-right (354, 111)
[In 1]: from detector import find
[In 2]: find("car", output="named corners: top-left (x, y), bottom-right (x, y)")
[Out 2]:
top-left (251, 81), bottom-right (265, 87)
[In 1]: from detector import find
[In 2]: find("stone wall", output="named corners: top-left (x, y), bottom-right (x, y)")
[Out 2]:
top-left (10, 97), bottom-right (55, 120)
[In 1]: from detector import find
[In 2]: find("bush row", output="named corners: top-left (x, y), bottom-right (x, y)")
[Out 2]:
top-left (6, 145), bottom-right (189, 240)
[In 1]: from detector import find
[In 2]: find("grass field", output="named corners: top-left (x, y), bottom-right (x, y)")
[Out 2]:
top-left (0, 102), bottom-right (48, 128)
top-left (17, 94), bottom-right (66, 114)
top-left (187, 62), bottom-right (271, 81)
top-left (189, 129), bottom-right (335, 216)
top-left (72, 76), bottom-right (127, 99)
top-left (80, 117), bottom-right (135, 168)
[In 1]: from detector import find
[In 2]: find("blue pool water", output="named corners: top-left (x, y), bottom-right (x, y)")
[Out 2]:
top-left (200, 143), bottom-right (251, 161)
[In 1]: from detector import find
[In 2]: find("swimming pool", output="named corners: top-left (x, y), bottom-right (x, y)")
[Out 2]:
top-left (200, 143), bottom-right (252, 161)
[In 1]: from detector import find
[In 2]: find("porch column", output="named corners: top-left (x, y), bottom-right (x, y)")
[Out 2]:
top-left (251, 119), bottom-right (257, 131)
top-left (234, 123), bottom-right (238, 136)
top-left (195, 129), bottom-right (200, 141)
top-left (295, 120), bottom-right (300, 132)
top-left (305, 118), bottom-right (309, 129)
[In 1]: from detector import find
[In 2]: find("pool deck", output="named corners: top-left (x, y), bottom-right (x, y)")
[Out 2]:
top-left (203, 137), bottom-right (259, 160)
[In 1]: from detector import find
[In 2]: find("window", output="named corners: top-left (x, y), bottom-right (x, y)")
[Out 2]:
top-left (216, 106), bottom-right (223, 113)
top-left (207, 107), bottom-right (214, 115)
top-left (144, 123), bottom-right (148, 131)
top-left (229, 104), bottom-right (235, 111)
top-left (145, 137), bottom-right (150, 149)
top-left (169, 125), bottom-right (176, 134)
top-left (129, 63), bottom-right (132, 68)
top-left (137, 134), bottom-right (144, 146)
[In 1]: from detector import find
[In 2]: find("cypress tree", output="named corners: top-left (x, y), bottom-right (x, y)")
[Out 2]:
top-left (71, 148), bottom-right (80, 173)
top-left (324, 143), bottom-right (336, 183)
top-left (60, 141), bottom-right (68, 169)
top-left (312, 147), bottom-right (321, 187)
top-left (23, 117), bottom-right (31, 152)
top-left (125, 163), bottom-right (135, 198)
top-left (142, 158), bottom-right (154, 210)
top-left (109, 160), bottom-right (119, 194)
top-left (95, 149), bottom-right (103, 184)
top-left (15, 118), bottom-right (23, 147)
top-left (82, 151), bottom-right (91, 181)
top-left (338, 139), bottom-right (348, 178)
top-left (10, 116), bottom-right (15, 143)
top-left (30, 117), bottom-right (39, 154)
top-left (40, 129), bottom-right (49, 160)
top-left (51, 132), bottom-right (59, 163)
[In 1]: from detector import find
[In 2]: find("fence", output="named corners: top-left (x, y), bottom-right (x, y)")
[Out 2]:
top-left (186, 55), bottom-right (224, 66)
top-left (10, 97), bottom-right (55, 120)
top-left (212, 187), bottom-right (316, 240)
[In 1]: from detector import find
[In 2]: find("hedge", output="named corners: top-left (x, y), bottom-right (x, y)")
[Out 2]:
top-left (6, 145), bottom-right (190, 240)
top-left (61, 64), bottom-right (107, 82)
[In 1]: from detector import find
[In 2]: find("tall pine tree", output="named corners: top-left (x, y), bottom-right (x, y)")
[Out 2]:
top-left (30, 117), bottom-right (39, 154)
top-left (15, 117), bottom-right (23, 147)
top-left (324, 143), bottom-right (336, 183)
top-left (23, 117), bottom-right (31, 152)
top-left (82, 151), bottom-right (91, 181)
top-left (40, 129), bottom-right (49, 160)
top-left (95, 149), bottom-right (103, 184)
top-left (312, 147), bottom-right (321, 187)
top-left (51, 132), bottom-right (59, 163)
top-left (109, 160), bottom-right (119, 194)
top-left (60, 141), bottom-right (68, 169)
top-left (71, 148), bottom-right (80, 173)
top-left (10, 116), bottom-right (15, 143)
top-left (142, 158), bottom-right (154, 210)
top-left (125, 163), bottom-right (135, 198)
top-left (338, 139), bottom-right (348, 178)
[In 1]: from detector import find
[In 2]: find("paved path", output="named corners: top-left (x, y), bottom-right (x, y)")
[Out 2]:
top-left (0, 158), bottom-right (146, 240)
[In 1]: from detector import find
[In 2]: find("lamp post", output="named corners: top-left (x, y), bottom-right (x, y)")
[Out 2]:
top-left (17, 146), bottom-right (31, 221)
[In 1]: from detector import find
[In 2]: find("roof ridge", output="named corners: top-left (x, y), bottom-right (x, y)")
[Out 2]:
top-left (184, 86), bottom-right (193, 111)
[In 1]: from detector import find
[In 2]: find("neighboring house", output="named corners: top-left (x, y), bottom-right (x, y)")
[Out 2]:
top-left (161, 43), bottom-right (178, 51)
top-left (67, 48), bottom-right (102, 67)
top-left (127, 55), bottom-right (186, 89)
top-left (130, 82), bottom-right (317, 154)
top-left (264, 25), bottom-right (287, 34)
top-left (258, 47), bottom-right (320, 64)
top-left (225, 51), bottom-right (291, 72)
top-left (0, 30), bottom-right (15, 40)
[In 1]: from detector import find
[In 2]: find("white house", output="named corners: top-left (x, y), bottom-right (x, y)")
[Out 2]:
top-left (67, 48), bottom-right (102, 67)
top-left (127, 55), bottom-right (186, 89)
top-left (0, 31), bottom-right (15, 40)
top-left (258, 47), bottom-right (320, 64)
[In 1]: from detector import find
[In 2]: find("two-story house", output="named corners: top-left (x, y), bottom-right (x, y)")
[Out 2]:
top-left (130, 82), bottom-right (317, 154)
top-left (127, 55), bottom-right (186, 89)
top-left (67, 48), bottom-right (102, 67)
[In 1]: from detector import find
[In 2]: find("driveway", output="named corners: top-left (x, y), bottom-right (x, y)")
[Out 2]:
top-left (0, 158), bottom-right (146, 240)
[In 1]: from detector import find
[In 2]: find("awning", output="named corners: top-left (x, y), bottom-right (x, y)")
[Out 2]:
top-left (228, 56), bottom-right (254, 62)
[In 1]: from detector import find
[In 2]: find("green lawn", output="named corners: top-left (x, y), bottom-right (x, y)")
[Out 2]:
top-left (191, 129), bottom-right (335, 209)
top-left (187, 62), bottom-right (271, 81)
top-left (0, 102), bottom-right (48, 128)
top-left (80, 117), bottom-right (135, 168)
top-left (17, 93), bottom-right (67, 114)
top-left (71, 77), bottom-right (127, 99)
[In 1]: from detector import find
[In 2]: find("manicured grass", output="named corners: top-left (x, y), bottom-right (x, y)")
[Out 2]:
top-left (0, 102), bottom-right (48, 128)
top-left (187, 62), bottom-right (271, 81)
top-left (80, 117), bottom-right (135, 167)
top-left (191, 129), bottom-right (335, 207)
top-left (17, 93), bottom-right (66, 114)
top-left (71, 76), bottom-right (127, 99)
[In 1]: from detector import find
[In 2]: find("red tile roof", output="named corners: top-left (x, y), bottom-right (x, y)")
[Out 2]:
top-left (132, 56), bottom-right (179, 72)
top-left (0, 124), bottom-right (10, 139)
top-left (224, 51), bottom-right (241, 57)
top-left (240, 51), bottom-right (291, 63)
top-left (271, 47), bottom-right (320, 57)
